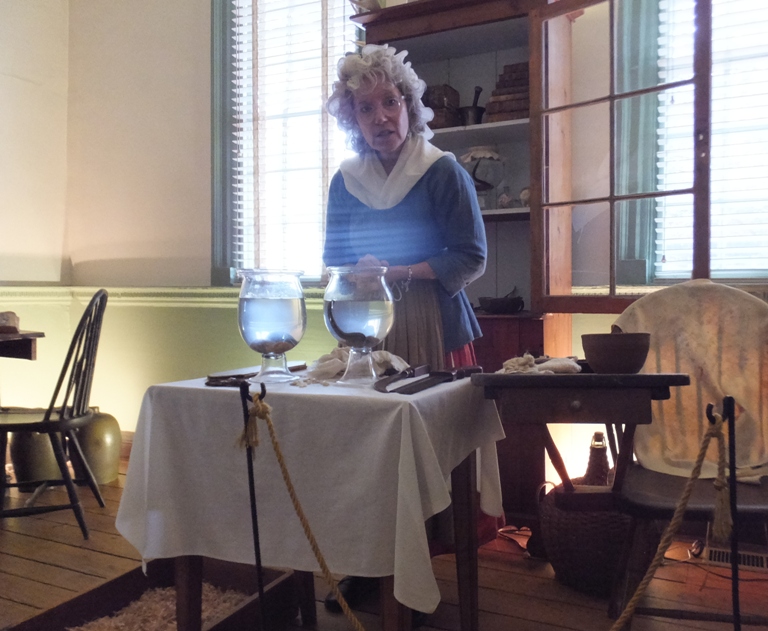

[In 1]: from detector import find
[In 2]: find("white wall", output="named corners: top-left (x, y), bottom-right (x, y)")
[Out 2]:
top-left (0, 0), bottom-right (211, 287)
top-left (66, 0), bottom-right (212, 286)
top-left (0, 0), bottom-right (69, 282)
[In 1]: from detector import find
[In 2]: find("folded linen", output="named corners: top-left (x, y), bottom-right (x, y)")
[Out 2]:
top-left (497, 353), bottom-right (581, 375)
top-left (292, 346), bottom-right (409, 386)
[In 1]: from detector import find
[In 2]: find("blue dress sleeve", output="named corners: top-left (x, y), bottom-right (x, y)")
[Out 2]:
top-left (424, 158), bottom-right (487, 297)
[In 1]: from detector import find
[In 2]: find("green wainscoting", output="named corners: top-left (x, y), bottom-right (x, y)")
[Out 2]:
top-left (0, 287), bottom-right (335, 433)
top-left (1, 286), bottom-right (613, 438)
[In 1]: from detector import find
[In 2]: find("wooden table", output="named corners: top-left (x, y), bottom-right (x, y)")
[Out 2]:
top-left (117, 376), bottom-right (506, 631)
top-left (0, 331), bottom-right (44, 360)
top-left (470, 372), bottom-right (690, 515)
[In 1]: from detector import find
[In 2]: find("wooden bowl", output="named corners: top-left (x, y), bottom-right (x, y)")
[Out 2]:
top-left (581, 332), bottom-right (650, 374)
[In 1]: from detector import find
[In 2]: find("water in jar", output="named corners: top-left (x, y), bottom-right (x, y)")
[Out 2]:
top-left (323, 299), bottom-right (394, 349)
top-left (239, 297), bottom-right (306, 354)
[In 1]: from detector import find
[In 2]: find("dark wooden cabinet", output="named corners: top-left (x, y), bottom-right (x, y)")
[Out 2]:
top-left (473, 313), bottom-right (544, 372)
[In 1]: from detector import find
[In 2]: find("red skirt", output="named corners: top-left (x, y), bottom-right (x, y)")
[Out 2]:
top-left (445, 342), bottom-right (477, 368)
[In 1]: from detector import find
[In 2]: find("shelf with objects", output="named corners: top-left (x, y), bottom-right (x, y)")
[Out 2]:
top-left (431, 120), bottom-right (531, 221)
top-left (386, 17), bottom-right (531, 218)
top-left (357, 15), bottom-right (533, 310)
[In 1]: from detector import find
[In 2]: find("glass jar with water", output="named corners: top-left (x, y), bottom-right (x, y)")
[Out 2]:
top-left (237, 269), bottom-right (307, 383)
top-left (323, 266), bottom-right (394, 385)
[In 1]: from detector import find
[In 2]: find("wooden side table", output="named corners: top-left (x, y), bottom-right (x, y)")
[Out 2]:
top-left (471, 372), bottom-right (691, 519)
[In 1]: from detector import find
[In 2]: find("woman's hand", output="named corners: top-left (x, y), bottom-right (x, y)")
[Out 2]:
top-left (356, 254), bottom-right (389, 268)
top-left (356, 254), bottom-right (437, 284)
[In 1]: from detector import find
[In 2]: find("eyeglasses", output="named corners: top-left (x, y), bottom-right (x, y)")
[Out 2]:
top-left (353, 96), bottom-right (405, 122)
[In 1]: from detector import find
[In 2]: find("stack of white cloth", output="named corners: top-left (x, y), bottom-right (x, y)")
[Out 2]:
top-left (292, 347), bottom-right (410, 386)
top-left (497, 353), bottom-right (581, 375)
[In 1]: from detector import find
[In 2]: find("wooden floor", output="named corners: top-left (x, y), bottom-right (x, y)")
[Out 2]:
top-left (2, 462), bottom-right (767, 631)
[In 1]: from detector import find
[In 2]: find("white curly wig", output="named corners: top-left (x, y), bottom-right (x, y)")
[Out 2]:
top-left (326, 44), bottom-right (434, 154)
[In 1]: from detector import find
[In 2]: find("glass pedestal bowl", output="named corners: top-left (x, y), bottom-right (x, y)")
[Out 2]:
top-left (323, 266), bottom-right (394, 385)
top-left (237, 269), bottom-right (307, 383)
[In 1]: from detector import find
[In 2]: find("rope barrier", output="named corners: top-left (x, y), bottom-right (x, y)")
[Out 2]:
top-left (241, 389), bottom-right (367, 631)
top-left (609, 411), bottom-right (730, 630)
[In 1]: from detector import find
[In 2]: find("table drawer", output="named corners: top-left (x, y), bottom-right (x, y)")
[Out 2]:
top-left (496, 388), bottom-right (652, 425)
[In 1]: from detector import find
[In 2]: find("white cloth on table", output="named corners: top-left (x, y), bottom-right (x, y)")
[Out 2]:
top-left (116, 376), bottom-right (505, 614)
top-left (614, 279), bottom-right (768, 481)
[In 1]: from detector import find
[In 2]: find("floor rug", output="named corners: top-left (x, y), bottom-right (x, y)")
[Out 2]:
top-left (66, 582), bottom-right (249, 631)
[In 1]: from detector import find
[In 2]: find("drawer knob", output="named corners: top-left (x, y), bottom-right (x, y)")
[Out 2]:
top-left (569, 400), bottom-right (582, 412)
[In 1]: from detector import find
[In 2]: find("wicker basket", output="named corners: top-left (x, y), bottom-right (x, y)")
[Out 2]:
top-left (538, 483), bottom-right (632, 596)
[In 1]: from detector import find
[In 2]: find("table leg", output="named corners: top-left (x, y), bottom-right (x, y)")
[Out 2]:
top-left (175, 555), bottom-right (203, 631)
top-left (381, 450), bottom-right (479, 631)
top-left (380, 575), bottom-right (411, 631)
top-left (0, 431), bottom-right (8, 510)
top-left (451, 453), bottom-right (478, 631)
top-left (295, 570), bottom-right (317, 626)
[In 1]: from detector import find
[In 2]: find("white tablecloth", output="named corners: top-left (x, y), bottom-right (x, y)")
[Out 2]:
top-left (116, 376), bottom-right (505, 613)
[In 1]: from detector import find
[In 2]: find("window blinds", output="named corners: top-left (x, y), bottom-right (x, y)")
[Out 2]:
top-left (231, 0), bottom-right (356, 279)
top-left (655, 0), bottom-right (768, 279)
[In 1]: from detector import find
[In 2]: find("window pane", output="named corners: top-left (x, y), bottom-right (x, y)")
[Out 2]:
top-left (616, 198), bottom-right (654, 289)
top-left (543, 1), bottom-right (609, 109)
top-left (544, 102), bottom-right (610, 204)
top-left (710, 200), bottom-right (768, 278)
top-left (655, 84), bottom-right (694, 192)
top-left (615, 92), bottom-right (658, 196)
top-left (571, 202), bottom-right (611, 293)
top-left (261, 170), bottom-right (325, 274)
top-left (615, 0), bottom-right (664, 94)
top-left (657, 0), bottom-right (695, 85)
top-left (570, 2), bottom-right (610, 103)
top-left (654, 193), bottom-right (693, 279)
top-left (543, 202), bottom-right (611, 296)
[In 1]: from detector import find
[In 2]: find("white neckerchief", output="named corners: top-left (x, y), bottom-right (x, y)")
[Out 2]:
top-left (339, 135), bottom-right (453, 210)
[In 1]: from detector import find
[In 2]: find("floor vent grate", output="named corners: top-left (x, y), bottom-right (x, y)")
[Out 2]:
top-left (704, 544), bottom-right (768, 573)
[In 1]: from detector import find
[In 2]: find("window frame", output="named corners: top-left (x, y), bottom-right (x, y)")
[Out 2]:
top-left (529, 0), bottom-right (717, 314)
top-left (211, 0), bottom-right (238, 286)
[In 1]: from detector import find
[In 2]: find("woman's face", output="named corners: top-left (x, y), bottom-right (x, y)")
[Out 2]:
top-left (353, 81), bottom-right (410, 161)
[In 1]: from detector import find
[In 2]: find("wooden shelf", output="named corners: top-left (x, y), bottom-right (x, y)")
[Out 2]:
top-left (382, 17), bottom-right (529, 61)
top-left (351, 0), bottom-right (534, 44)
top-left (481, 206), bottom-right (530, 221)
top-left (431, 118), bottom-right (529, 151)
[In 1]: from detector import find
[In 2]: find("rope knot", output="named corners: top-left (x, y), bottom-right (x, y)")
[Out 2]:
top-left (239, 396), bottom-right (272, 449)
top-left (712, 477), bottom-right (728, 491)
top-left (705, 414), bottom-right (724, 437)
